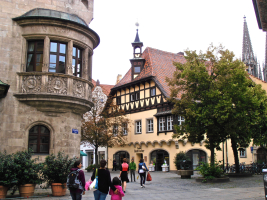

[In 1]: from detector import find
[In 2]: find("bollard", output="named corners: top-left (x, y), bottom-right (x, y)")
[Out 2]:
top-left (262, 168), bottom-right (267, 200)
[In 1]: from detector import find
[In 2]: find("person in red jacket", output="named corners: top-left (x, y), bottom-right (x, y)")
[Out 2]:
top-left (119, 158), bottom-right (129, 193)
top-left (69, 161), bottom-right (85, 200)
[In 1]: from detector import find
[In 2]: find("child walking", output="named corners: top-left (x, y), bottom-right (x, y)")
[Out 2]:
top-left (109, 177), bottom-right (125, 200)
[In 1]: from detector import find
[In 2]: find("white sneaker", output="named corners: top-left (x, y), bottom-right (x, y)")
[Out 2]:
top-left (141, 186), bottom-right (143, 188)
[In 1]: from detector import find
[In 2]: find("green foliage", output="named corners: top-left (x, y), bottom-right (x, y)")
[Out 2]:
top-left (0, 151), bottom-right (17, 187)
top-left (174, 152), bottom-right (191, 170)
top-left (13, 149), bottom-right (43, 186)
top-left (196, 161), bottom-right (223, 180)
top-left (42, 152), bottom-right (75, 186)
top-left (167, 45), bottom-right (267, 172)
top-left (85, 164), bottom-right (100, 172)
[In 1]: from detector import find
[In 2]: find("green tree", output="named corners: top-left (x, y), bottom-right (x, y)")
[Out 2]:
top-left (81, 95), bottom-right (130, 165)
top-left (167, 45), bottom-right (267, 172)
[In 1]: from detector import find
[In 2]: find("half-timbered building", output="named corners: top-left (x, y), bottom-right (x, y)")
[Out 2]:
top-left (107, 30), bottom-right (255, 171)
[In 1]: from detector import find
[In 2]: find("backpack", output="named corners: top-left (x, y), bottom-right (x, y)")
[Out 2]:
top-left (67, 169), bottom-right (83, 190)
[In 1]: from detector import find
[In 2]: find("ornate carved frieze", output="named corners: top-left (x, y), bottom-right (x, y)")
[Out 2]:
top-left (73, 80), bottom-right (85, 98)
top-left (47, 76), bottom-right (68, 95)
top-left (22, 76), bottom-right (42, 93)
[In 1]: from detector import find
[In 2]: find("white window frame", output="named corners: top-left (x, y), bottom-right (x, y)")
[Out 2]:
top-left (113, 125), bottom-right (118, 136)
top-left (122, 123), bottom-right (128, 135)
top-left (146, 118), bottom-right (154, 133)
top-left (159, 117), bottom-right (165, 131)
top-left (240, 149), bottom-right (246, 158)
top-left (178, 115), bottom-right (185, 125)
top-left (135, 120), bottom-right (142, 134)
top-left (167, 116), bottom-right (173, 130)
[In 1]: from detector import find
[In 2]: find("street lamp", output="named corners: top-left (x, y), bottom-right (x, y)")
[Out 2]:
top-left (0, 80), bottom-right (10, 98)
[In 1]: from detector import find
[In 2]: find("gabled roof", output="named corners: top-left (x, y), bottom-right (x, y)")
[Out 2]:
top-left (113, 47), bottom-right (186, 97)
top-left (92, 79), bottom-right (114, 96)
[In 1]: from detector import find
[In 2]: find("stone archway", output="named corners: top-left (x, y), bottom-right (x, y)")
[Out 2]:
top-left (113, 151), bottom-right (130, 168)
top-left (150, 149), bottom-right (169, 171)
top-left (186, 149), bottom-right (207, 170)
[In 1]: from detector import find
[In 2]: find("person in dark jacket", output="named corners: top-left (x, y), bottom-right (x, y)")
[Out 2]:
top-left (138, 158), bottom-right (149, 188)
top-left (112, 159), bottom-right (117, 171)
top-left (69, 161), bottom-right (86, 200)
top-left (91, 160), bottom-right (118, 200)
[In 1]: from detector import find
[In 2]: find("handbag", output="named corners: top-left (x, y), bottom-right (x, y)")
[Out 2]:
top-left (142, 163), bottom-right (146, 171)
top-left (89, 168), bottom-right (98, 190)
top-left (85, 178), bottom-right (92, 191)
top-left (146, 172), bottom-right (152, 181)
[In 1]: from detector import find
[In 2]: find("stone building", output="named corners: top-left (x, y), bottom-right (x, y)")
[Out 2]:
top-left (0, 0), bottom-right (99, 161)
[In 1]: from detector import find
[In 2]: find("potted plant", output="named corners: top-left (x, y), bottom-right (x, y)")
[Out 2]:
top-left (42, 152), bottom-right (75, 196)
top-left (0, 151), bottom-right (17, 199)
top-left (13, 150), bottom-right (43, 197)
top-left (174, 152), bottom-right (193, 179)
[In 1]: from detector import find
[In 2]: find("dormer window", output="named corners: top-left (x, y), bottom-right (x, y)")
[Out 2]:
top-left (133, 66), bottom-right (141, 79)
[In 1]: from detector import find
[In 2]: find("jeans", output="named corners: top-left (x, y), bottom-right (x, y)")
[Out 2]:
top-left (70, 191), bottom-right (82, 200)
top-left (140, 172), bottom-right (146, 186)
top-left (130, 169), bottom-right (135, 182)
top-left (94, 190), bottom-right (108, 200)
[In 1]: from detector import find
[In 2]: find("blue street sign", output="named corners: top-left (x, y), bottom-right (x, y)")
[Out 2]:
top-left (72, 129), bottom-right (78, 134)
top-left (250, 146), bottom-right (253, 153)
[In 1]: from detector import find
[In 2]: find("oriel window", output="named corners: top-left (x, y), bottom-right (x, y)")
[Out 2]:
top-left (26, 41), bottom-right (44, 72)
top-left (72, 46), bottom-right (82, 77)
top-left (49, 42), bottom-right (66, 73)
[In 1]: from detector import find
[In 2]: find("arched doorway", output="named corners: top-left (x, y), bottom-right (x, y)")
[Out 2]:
top-left (113, 151), bottom-right (130, 168)
top-left (257, 147), bottom-right (267, 164)
top-left (186, 149), bottom-right (207, 170)
top-left (150, 150), bottom-right (169, 171)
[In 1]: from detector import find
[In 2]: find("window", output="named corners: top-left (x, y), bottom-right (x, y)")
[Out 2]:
top-left (72, 46), bottom-right (82, 77)
top-left (159, 117), bottom-right (165, 131)
top-left (167, 116), bottom-right (173, 130)
top-left (147, 119), bottom-right (153, 133)
top-left (49, 42), bottom-right (66, 73)
top-left (28, 125), bottom-right (50, 154)
top-left (135, 120), bottom-right (142, 134)
top-left (26, 41), bottom-right (44, 72)
top-left (122, 123), bottom-right (128, 135)
top-left (98, 151), bottom-right (105, 163)
top-left (240, 149), bottom-right (246, 158)
top-left (133, 66), bottom-right (141, 79)
top-left (150, 88), bottom-right (156, 97)
top-left (178, 115), bottom-right (185, 125)
top-left (130, 92), bottom-right (139, 101)
top-left (113, 125), bottom-right (118, 136)
top-left (116, 96), bottom-right (121, 105)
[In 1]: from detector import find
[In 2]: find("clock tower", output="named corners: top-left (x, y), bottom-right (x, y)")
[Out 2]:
top-left (130, 23), bottom-right (146, 80)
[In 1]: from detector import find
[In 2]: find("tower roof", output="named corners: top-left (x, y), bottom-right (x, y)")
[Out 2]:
top-left (134, 29), bottom-right (141, 43)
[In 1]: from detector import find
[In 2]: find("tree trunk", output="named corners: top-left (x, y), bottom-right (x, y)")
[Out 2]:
top-left (210, 142), bottom-right (215, 165)
top-left (95, 146), bottom-right (98, 166)
top-left (231, 137), bottom-right (240, 173)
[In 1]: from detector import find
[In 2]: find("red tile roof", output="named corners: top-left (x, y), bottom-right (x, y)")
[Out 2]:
top-left (92, 79), bottom-right (114, 96)
top-left (113, 47), bottom-right (186, 97)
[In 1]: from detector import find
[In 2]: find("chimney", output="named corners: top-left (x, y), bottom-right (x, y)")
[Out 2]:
top-left (177, 52), bottom-right (184, 56)
top-left (116, 74), bottom-right (122, 84)
top-left (96, 79), bottom-right (100, 86)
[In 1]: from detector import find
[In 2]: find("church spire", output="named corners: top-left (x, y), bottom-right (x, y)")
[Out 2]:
top-left (242, 16), bottom-right (258, 77)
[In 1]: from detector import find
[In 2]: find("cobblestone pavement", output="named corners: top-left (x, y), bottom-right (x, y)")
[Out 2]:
top-left (5, 171), bottom-right (265, 200)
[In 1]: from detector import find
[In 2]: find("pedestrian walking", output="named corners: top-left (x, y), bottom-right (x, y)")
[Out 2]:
top-left (129, 159), bottom-right (136, 182)
top-left (138, 158), bottom-right (149, 188)
top-left (91, 160), bottom-right (118, 200)
top-left (109, 177), bottom-right (125, 200)
top-left (68, 161), bottom-right (86, 200)
top-left (119, 158), bottom-right (129, 193)
top-left (112, 159), bottom-right (117, 171)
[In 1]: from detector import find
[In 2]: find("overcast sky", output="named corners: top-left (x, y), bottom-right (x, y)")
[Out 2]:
top-left (89, 0), bottom-right (266, 85)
